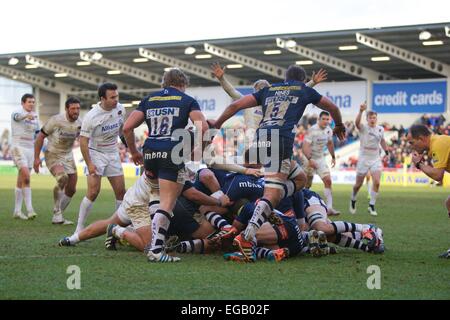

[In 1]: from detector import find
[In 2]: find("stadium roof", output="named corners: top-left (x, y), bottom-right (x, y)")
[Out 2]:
top-left (0, 22), bottom-right (449, 104)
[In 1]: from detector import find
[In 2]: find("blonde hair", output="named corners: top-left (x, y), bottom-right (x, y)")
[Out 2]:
top-left (162, 68), bottom-right (190, 88)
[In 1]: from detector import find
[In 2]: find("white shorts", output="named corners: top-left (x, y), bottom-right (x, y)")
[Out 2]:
top-left (11, 146), bottom-right (33, 170)
top-left (45, 151), bottom-right (77, 175)
top-left (356, 155), bottom-right (382, 176)
top-left (304, 158), bottom-right (330, 179)
top-left (88, 149), bottom-right (123, 177)
top-left (116, 203), bottom-right (151, 230)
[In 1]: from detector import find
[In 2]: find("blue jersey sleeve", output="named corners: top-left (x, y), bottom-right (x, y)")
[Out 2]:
top-left (189, 98), bottom-right (201, 112)
top-left (251, 88), bottom-right (267, 106)
top-left (136, 97), bottom-right (148, 114)
top-left (304, 86), bottom-right (322, 105)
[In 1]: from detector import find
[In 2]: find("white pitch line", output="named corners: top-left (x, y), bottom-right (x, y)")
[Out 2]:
top-left (0, 252), bottom-right (139, 260)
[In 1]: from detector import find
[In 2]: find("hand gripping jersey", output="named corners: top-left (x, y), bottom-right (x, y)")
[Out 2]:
top-left (252, 81), bottom-right (322, 142)
top-left (137, 87), bottom-right (201, 151)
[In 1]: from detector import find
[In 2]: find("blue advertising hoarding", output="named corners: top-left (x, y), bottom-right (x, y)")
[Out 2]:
top-left (372, 80), bottom-right (447, 113)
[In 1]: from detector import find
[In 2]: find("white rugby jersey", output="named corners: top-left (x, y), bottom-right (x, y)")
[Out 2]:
top-left (358, 124), bottom-right (384, 157)
top-left (304, 124), bottom-right (333, 159)
top-left (11, 108), bottom-right (40, 148)
top-left (123, 173), bottom-right (152, 207)
top-left (42, 113), bottom-right (82, 154)
top-left (80, 103), bottom-right (125, 154)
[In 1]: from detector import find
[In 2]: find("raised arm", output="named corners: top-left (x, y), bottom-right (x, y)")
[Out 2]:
top-left (355, 102), bottom-right (366, 130)
top-left (306, 68), bottom-right (328, 88)
top-left (211, 63), bottom-right (243, 101)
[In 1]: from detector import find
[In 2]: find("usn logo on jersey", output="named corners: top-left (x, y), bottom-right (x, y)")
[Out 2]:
top-left (146, 107), bottom-right (180, 118)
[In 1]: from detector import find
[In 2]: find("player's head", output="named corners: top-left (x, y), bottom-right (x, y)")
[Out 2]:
top-left (162, 68), bottom-right (190, 91)
top-left (252, 79), bottom-right (270, 92)
top-left (366, 111), bottom-right (378, 127)
top-left (65, 97), bottom-right (81, 121)
top-left (21, 93), bottom-right (35, 112)
top-left (98, 83), bottom-right (119, 109)
top-left (407, 124), bottom-right (431, 153)
top-left (285, 65), bottom-right (306, 82)
top-left (318, 111), bottom-right (330, 128)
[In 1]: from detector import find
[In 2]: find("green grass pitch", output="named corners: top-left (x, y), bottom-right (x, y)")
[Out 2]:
top-left (0, 174), bottom-right (449, 299)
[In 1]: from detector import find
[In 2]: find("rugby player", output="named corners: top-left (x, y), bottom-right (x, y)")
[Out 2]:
top-left (10, 93), bottom-right (40, 220)
top-left (34, 97), bottom-right (81, 224)
top-left (123, 68), bottom-right (209, 262)
top-left (74, 83), bottom-right (126, 233)
top-left (209, 65), bottom-right (345, 261)
top-left (407, 124), bottom-right (450, 258)
top-left (350, 102), bottom-right (389, 216)
top-left (302, 111), bottom-right (340, 215)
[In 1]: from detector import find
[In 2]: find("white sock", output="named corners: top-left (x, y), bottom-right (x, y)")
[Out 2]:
top-left (324, 188), bottom-right (333, 209)
top-left (23, 187), bottom-right (34, 213)
top-left (53, 186), bottom-right (63, 212)
top-left (113, 225), bottom-right (126, 239)
top-left (76, 197), bottom-right (94, 232)
top-left (367, 181), bottom-right (372, 195)
top-left (351, 190), bottom-right (358, 201)
top-left (60, 194), bottom-right (72, 213)
top-left (369, 190), bottom-right (378, 206)
top-left (68, 233), bottom-right (80, 245)
top-left (14, 188), bottom-right (23, 213)
top-left (115, 200), bottom-right (123, 210)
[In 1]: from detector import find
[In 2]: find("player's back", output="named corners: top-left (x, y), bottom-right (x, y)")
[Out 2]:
top-left (252, 80), bottom-right (322, 141)
top-left (221, 173), bottom-right (264, 202)
top-left (43, 113), bottom-right (81, 154)
top-left (138, 87), bottom-right (200, 151)
top-left (123, 173), bottom-right (153, 207)
top-left (429, 134), bottom-right (450, 172)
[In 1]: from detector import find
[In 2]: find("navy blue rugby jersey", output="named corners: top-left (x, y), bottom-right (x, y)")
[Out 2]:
top-left (252, 81), bottom-right (322, 141)
top-left (137, 87), bottom-right (201, 151)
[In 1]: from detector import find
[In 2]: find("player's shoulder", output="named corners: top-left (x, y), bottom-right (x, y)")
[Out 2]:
top-left (45, 113), bottom-right (62, 125)
top-left (115, 103), bottom-right (125, 115)
top-left (83, 104), bottom-right (99, 118)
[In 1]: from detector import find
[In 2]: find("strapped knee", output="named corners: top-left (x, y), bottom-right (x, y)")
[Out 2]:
top-left (55, 172), bottom-right (69, 189)
top-left (265, 177), bottom-right (295, 199)
top-left (307, 212), bottom-right (327, 227)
